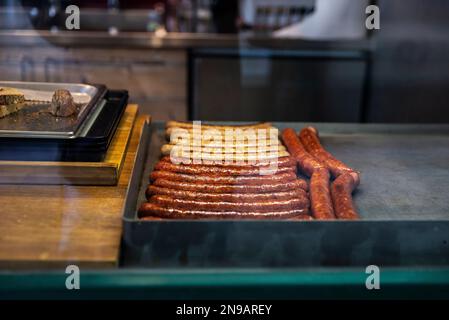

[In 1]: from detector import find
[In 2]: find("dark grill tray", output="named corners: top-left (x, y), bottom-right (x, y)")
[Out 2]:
top-left (0, 90), bottom-right (128, 162)
top-left (121, 122), bottom-right (449, 268)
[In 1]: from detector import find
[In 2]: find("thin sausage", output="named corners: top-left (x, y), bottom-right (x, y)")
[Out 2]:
top-left (281, 128), bottom-right (324, 177)
top-left (150, 170), bottom-right (301, 187)
top-left (152, 178), bottom-right (308, 193)
top-left (161, 143), bottom-right (286, 155)
top-left (149, 194), bottom-right (309, 213)
top-left (299, 126), bottom-right (360, 185)
top-left (154, 160), bottom-right (296, 176)
top-left (146, 185), bottom-right (309, 202)
top-left (138, 202), bottom-right (309, 220)
top-left (331, 172), bottom-right (360, 220)
top-left (310, 168), bottom-right (336, 220)
top-left (159, 155), bottom-right (295, 168)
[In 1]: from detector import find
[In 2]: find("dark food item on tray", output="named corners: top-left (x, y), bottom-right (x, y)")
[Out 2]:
top-left (50, 89), bottom-right (78, 117)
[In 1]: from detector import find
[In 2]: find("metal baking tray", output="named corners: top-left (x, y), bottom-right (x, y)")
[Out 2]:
top-left (0, 81), bottom-right (106, 138)
top-left (0, 90), bottom-right (128, 162)
top-left (121, 122), bottom-right (449, 268)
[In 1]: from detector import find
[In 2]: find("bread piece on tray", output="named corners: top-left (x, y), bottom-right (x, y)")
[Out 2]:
top-left (0, 87), bottom-right (25, 105)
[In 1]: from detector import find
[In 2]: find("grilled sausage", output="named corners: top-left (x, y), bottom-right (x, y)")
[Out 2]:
top-left (154, 160), bottom-right (296, 176)
top-left (310, 168), bottom-right (336, 220)
top-left (281, 128), bottom-right (324, 177)
top-left (146, 185), bottom-right (309, 203)
top-left (299, 126), bottom-right (360, 185)
top-left (152, 178), bottom-right (308, 193)
top-left (149, 194), bottom-right (309, 213)
top-left (138, 202), bottom-right (309, 220)
top-left (159, 155), bottom-right (295, 168)
top-left (150, 170), bottom-right (301, 187)
top-left (331, 172), bottom-right (360, 220)
top-left (161, 143), bottom-right (286, 155)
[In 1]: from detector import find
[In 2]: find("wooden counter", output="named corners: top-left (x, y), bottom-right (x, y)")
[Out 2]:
top-left (0, 105), bottom-right (150, 269)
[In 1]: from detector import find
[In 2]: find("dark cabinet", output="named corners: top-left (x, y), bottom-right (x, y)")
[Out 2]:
top-left (189, 48), bottom-right (367, 122)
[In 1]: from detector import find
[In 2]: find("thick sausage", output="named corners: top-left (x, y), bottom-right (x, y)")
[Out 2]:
top-left (160, 155), bottom-right (295, 168)
top-left (310, 168), bottom-right (336, 220)
top-left (281, 128), bottom-right (324, 177)
top-left (152, 178), bottom-right (308, 193)
top-left (154, 160), bottom-right (296, 176)
top-left (299, 126), bottom-right (360, 185)
top-left (149, 194), bottom-right (309, 212)
top-left (138, 202), bottom-right (308, 220)
top-left (150, 170), bottom-right (301, 187)
top-left (331, 172), bottom-right (360, 220)
top-left (146, 185), bottom-right (309, 202)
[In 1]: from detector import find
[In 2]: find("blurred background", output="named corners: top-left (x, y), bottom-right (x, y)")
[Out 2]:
top-left (0, 0), bottom-right (449, 123)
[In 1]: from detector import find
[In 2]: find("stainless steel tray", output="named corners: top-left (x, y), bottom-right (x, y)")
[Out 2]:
top-left (0, 81), bottom-right (106, 138)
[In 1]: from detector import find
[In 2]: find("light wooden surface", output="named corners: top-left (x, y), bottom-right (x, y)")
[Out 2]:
top-left (0, 104), bottom-right (138, 185)
top-left (0, 107), bottom-right (151, 269)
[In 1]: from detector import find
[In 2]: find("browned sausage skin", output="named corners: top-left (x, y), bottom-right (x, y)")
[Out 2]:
top-left (309, 168), bottom-right (335, 220)
top-left (299, 126), bottom-right (360, 186)
top-left (138, 202), bottom-right (309, 220)
top-left (150, 170), bottom-right (301, 187)
top-left (159, 155), bottom-right (295, 168)
top-left (281, 128), bottom-right (324, 177)
top-left (154, 160), bottom-right (296, 176)
top-left (149, 194), bottom-right (309, 213)
top-left (146, 185), bottom-right (308, 202)
top-left (282, 128), bottom-right (334, 220)
top-left (152, 178), bottom-right (308, 194)
top-left (331, 172), bottom-right (360, 220)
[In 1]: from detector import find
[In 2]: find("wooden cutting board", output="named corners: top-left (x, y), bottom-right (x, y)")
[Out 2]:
top-left (0, 104), bottom-right (138, 185)
top-left (0, 109), bottom-right (151, 269)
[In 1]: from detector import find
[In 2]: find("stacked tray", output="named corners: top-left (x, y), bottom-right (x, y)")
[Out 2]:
top-left (0, 81), bottom-right (128, 162)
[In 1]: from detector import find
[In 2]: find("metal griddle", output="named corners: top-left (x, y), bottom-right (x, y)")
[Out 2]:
top-left (129, 122), bottom-right (449, 221)
top-left (0, 81), bottom-right (106, 138)
top-left (121, 122), bottom-right (449, 268)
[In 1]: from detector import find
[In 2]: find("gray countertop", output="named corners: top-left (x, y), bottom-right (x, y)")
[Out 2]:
top-left (0, 30), bottom-right (372, 51)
